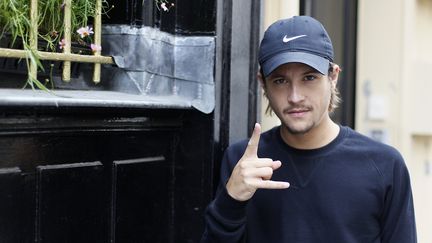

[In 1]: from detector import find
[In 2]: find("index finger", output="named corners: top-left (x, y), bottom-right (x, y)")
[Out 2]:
top-left (243, 123), bottom-right (261, 158)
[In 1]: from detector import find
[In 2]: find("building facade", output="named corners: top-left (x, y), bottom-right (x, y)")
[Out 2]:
top-left (262, 1), bottom-right (432, 242)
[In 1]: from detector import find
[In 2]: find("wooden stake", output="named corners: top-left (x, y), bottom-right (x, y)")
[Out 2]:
top-left (29, 0), bottom-right (38, 84)
top-left (0, 48), bottom-right (114, 64)
top-left (93, 0), bottom-right (102, 83)
top-left (62, 0), bottom-right (72, 81)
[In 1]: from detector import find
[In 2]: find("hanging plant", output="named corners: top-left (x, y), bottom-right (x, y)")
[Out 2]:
top-left (0, 0), bottom-right (175, 89)
top-left (0, 0), bottom-right (112, 89)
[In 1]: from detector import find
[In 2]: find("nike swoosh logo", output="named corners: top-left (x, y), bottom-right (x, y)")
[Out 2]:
top-left (282, 34), bottom-right (307, 43)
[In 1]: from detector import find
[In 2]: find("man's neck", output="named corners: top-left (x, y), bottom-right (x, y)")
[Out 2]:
top-left (279, 118), bottom-right (340, 150)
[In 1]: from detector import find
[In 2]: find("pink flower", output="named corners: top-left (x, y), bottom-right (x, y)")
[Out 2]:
top-left (161, 2), bottom-right (168, 11)
top-left (77, 26), bottom-right (94, 38)
top-left (59, 38), bottom-right (66, 49)
top-left (90, 44), bottom-right (102, 52)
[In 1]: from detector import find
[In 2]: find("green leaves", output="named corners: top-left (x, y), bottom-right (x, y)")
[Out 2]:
top-left (0, 0), bottom-right (110, 89)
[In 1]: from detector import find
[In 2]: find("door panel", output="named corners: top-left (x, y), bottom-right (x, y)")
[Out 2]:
top-left (0, 167), bottom-right (23, 243)
top-left (113, 156), bottom-right (171, 243)
top-left (36, 162), bottom-right (106, 243)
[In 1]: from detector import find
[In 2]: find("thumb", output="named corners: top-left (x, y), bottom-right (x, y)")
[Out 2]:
top-left (243, 123), bottom-right (261, 158)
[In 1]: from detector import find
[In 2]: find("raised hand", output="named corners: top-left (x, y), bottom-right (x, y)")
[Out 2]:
top-left (226, 123), bottom-right (290, 201)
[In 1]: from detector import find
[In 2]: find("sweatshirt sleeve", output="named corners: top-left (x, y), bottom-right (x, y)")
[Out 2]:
top-left (201, 144), bottom-right (249, 243)
top-left (379, 152), bottom-right (417, 242)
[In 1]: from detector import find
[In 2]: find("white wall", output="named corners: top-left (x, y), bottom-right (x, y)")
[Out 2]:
top-left (357, 0), bottom-right (432, 241)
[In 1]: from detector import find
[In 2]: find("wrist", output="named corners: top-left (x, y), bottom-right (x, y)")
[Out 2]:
top-left (212, 186), bottom-right (248, 222)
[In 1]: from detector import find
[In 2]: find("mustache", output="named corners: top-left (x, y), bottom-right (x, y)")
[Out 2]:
top-left (283, 106), bottom-right (312, 113)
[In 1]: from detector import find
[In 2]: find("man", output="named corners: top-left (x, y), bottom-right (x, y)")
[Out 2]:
top-left (201, 16), bottom-right (417, 242)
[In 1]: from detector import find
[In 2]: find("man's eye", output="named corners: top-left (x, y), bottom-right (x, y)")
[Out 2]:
top-left (273, 79), bottom-right (286, 84)
top-left (304, 75), bottom-right (316, 81)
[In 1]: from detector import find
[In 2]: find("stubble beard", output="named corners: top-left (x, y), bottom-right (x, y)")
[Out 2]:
top-left (275, 104), bottom-right (315, 135)
top-left (281, 119), bottom-right (315, 135)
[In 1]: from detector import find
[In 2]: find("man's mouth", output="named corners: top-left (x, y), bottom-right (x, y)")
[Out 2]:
top-left (284, 108), bottom-right (310, 117)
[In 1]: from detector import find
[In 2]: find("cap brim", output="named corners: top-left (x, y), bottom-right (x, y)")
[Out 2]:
top-left (261, 52), bottom-right (330, 77)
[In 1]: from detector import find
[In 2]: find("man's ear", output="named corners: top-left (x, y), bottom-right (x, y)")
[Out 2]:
top-left (257, 71), bottom-right (265, 89)
top-left (329, 64), bottom-right (341, 85)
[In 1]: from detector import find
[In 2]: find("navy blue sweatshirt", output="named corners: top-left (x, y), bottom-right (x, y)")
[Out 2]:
top-left (202, 126), bottom-right (417, 243)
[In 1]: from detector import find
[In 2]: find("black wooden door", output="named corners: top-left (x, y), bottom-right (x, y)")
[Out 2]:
top-left (0, 0), bottom-right (265, 242)
top-left (0, 107), bottom-right (213, 243)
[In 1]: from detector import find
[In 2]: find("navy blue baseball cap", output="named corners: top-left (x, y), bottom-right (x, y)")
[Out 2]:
top-left (258, 16), bottom-right (334, 77)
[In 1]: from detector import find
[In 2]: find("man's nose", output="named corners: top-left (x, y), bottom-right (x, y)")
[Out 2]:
top-left (287, 85), bottom-right (304, 103)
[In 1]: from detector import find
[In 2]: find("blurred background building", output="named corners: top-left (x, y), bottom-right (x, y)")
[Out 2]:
top-left (261, 0), bottom-right (432, 242)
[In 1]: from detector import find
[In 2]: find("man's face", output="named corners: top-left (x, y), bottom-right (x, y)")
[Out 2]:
top-left (263, 62), bottom-right (334, 135)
